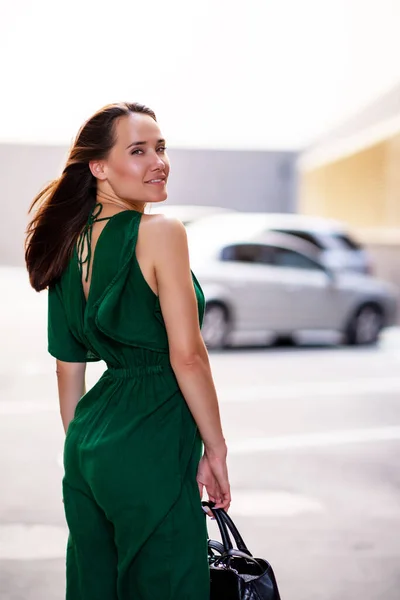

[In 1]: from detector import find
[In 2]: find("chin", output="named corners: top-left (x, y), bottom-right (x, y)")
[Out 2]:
top-left (149, 193), bottom-right (168, 204)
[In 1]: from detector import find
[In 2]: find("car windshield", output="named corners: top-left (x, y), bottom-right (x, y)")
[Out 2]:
top-left (270, 229), bottom-right (325, 249)
top-left (331, 233), bottom-right (362, 250)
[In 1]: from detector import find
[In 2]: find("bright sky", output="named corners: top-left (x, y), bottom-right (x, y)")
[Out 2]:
top-left (1, 0), bottom-right (400, 149)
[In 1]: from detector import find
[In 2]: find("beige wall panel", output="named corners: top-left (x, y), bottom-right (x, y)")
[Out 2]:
top-left (385, 134), bottom-right (400, 227)
top-left (300, 143), bottom-right (388, 228)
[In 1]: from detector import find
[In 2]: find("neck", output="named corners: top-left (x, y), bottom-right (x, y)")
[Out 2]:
top-left (96, 190), bottom-right (145, 214)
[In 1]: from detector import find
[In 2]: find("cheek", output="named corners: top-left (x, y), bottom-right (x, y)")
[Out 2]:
top-left (110, 158), bottom-right (143, 183)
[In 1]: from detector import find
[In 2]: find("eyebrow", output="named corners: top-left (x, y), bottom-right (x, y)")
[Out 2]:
top-left (126, 139), bottom-right (166, 149)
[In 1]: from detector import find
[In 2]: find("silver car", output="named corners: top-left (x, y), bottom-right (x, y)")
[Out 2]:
top-left (187, 226), bottom-right (398, 349)
top-left (187, 212), bottom-right (372, 275)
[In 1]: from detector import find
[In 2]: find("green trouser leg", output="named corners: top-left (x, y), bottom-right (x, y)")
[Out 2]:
top-left (63, 478), bottom-right (210, 600)
top-left (63, 482), bottom-right (118, 600)
top-left (115, 477), bottom-right (209, 599)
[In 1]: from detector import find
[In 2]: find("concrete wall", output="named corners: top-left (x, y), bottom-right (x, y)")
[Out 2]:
top-left (0, 144), bottom-right (297, 267)
top-left (167, 148), bottom-right (298, 213)
top-left (1, 145), bottom-right (69, 268)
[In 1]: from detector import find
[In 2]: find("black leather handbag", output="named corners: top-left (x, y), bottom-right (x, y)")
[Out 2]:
top-left (203, 502), bottom-right (282, 600)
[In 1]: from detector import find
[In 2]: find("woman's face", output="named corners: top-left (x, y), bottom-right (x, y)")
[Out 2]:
top-left (97, 112), bottom-right (170, 205)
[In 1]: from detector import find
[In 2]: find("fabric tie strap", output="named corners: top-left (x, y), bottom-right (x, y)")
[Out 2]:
top-left (77, 203), bottom-right (112, 282)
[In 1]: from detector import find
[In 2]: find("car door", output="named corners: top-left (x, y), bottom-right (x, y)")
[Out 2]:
top-left (219, 243), bottom-right (284, 332)
top-left (269, 246), bottom-right (337, 330)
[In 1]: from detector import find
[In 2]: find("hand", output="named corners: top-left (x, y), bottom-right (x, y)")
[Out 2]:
top-left (196, 451), bottom-right (231, 512)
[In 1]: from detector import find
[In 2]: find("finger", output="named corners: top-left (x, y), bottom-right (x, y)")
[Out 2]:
top-left (204, 480), bottom-right (219, 503)
top-left (222, 496), bottom-right (231, 512)
top-left (214, 489), bottom-right (231, 511)
top-left (214, 483), bottom-right (224, 505)
top-left (201, 505), bottom-right (214, 517)
top-left (207, 493), bottom-right (220, 517)
top-left (202, 497), bottom-right (216, 518)
top-left (208, 492), bottom-right (222, 508)
top-left (214, 501), bottom-right (230, 511)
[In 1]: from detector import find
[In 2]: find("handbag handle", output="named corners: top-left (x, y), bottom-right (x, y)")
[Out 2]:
top-left (219, 509), bottom-right (252, 556)
top-left (208, 539), bottom-right (225, 562)
top-left (208, 539), bottom-right (225, 554)
top-left (203, 502), bottom-right (233, 551)
top-left (202, 501), bottom-right (252, 557)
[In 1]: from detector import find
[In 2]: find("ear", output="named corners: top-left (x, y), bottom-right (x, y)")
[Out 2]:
top-left (89, 160), bottom-right (107, 181)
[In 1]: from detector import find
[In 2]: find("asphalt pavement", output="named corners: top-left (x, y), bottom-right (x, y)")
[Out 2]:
top-left (1, 270), bottom-right (399, 599)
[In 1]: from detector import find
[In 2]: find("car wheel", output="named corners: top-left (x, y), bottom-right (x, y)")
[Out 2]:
top-left (273, 334), bottom-right (296, 347)
top-left (344, 304), bottom-right (383, 346)
top-left (201, 303), bottom-right (230, 350)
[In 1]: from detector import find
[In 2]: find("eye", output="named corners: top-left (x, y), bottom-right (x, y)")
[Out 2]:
top-left (157, 146), bottom-right (167, 153)
top-left (130, 148), bottom-right (144, 155)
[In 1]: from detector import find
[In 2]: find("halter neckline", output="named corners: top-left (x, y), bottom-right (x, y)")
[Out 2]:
top-left (77, 203), bottom-right (113, 282)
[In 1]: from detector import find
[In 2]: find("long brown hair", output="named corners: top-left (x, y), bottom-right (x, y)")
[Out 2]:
top-left (25, 102), bottom-right (156, 291)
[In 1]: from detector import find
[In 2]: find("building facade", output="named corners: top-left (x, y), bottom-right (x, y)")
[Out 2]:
top-left (298, 83), bottom-right (400, 294)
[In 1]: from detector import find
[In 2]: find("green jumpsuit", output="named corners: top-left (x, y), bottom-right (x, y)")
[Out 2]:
top-left (47, 205), bottom-right (210, 600)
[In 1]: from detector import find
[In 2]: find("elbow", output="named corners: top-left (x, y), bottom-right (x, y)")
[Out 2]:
top-left (170, 344), bottom-right (208, 373)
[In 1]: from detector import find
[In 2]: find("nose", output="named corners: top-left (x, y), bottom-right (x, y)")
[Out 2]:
top-left (151, 152), bottom-right (166, 171)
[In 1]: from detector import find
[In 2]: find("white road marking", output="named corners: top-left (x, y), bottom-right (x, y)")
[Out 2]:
top-left (55, 426), bottom-right (400, 469)
top-left (0, 488), bottom-right (324, 561)
top-left (0, 524), bottom-right (68, 560)
top-left (229, 490), bottom-right (325, 517)
top-left (229, 426), bottom-right (400, 455)
top-left (2, 375), bottom-right (400, 416)
top-left (0, 401), bottom-right (55, 415)
top-left (219, 377), bottom-right (400, 403)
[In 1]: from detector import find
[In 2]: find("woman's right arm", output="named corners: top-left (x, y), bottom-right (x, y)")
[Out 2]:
top-left (151, 216), bottom-right (230, 510)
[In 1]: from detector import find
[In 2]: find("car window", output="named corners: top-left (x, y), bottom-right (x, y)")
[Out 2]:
top-left (332, 233), bottom-right (362, 250)
top-left (220, 244), bottom-right (274, 264)
top-left (273, 248), bottom-right (324, 271)
top-left (269, 229), bottom-right (325, 250)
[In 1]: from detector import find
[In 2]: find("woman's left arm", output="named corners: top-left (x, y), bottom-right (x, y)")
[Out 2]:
top-left (55, 360), bottom-right (86, 433)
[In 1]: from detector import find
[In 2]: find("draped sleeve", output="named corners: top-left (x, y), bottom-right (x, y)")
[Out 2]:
top-left (48, 284), bottom-right (89, 362)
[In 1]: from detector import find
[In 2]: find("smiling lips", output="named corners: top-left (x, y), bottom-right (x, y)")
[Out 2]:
top-left (145, 177), bottom-right (166, 185)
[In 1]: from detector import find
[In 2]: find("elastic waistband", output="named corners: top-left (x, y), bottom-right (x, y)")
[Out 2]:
top-left (106, 365), bottom-right (164, 379)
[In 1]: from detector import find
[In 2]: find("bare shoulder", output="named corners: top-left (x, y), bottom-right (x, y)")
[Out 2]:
top-left (141, 213), bottom-right (186, 236)
top-left (140, 213), bottom-right (188, 255)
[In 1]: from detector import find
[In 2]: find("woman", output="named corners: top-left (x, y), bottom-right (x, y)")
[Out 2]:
top-left (25, 102), bottom-right (230, 600)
